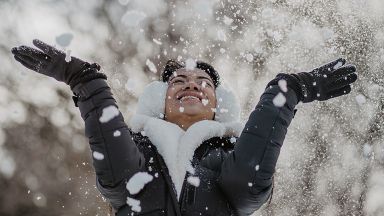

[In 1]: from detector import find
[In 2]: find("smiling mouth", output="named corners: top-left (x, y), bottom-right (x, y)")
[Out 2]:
top-left (179, 95), bottom-right (201, 102)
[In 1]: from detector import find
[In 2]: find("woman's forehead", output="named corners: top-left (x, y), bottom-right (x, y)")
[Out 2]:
top-left (170, 68), bottom-right (212, 80)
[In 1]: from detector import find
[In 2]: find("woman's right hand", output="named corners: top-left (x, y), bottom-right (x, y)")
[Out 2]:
top-left (11, 39), bottom-right (93, 87)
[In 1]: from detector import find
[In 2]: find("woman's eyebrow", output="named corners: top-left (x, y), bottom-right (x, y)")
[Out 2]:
top-left (169, 74), bottom-right (188, 82)
top-left (169, 74), bottom-right (213, 84)
top-left (197, 76), bottom-right (214, 83)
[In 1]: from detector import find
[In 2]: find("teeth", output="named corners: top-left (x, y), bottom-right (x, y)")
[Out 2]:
top-left (180, 96), bottom-right (200, 101)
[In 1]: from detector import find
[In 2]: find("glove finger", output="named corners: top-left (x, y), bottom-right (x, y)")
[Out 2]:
top-left (33, 39), bottom-right (58, 56)
top-left (14, 45), bottom-right (51, 63)
top-left (328, 85), bottom-right (352, 99)
top-left (329, 64), bottom-right (356, 79)
top-left (327, 73), bottom-right (357, 91)
top-left (11, 47), bottom-right (19, 55)
top-left (14, 55), bottom-right (39, 71)
top-left (319, 58), bottom-right (346, 72)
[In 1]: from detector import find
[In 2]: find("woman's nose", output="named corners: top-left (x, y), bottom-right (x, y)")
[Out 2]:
top-left (183, 80), bottom-right (200, 91)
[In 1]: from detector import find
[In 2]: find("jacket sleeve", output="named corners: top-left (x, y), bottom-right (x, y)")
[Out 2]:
top-left (219, 85), bottom-right (298, 215)
top-left (73, 78), bottom-right (145, 209)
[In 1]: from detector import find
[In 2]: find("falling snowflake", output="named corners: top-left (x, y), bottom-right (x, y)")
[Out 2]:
top-left (202, 99), bottom-right (209, 106)
top-left (146, 59), bottom-right (157, 73)
top-left (223, 15), bottom-right (234, 25)
top-left (217, 29), bottom-right (227, 41)
top-left (355, 94), bottom-right (366, 105)
top-left (245, 53), bottom-right (253, 62)
top-left (152, 38), bottom-right (162, 45)
top-left (121, 10), bottom-right (147, 27)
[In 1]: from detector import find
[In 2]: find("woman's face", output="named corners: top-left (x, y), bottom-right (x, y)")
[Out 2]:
top-left (164, 68), bottom-right (217, 122)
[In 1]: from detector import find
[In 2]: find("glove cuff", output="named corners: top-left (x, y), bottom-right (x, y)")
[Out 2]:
top-left (70, 72), bottom-right (107, 89)
top-left (266, 73), bottom-right (304, 101)
top-left (291, 72), bottom-right (316, 103)
top-left (69, 63), bottom-right (106, 89)
top-left (72, 79), bottom-right (109, 107)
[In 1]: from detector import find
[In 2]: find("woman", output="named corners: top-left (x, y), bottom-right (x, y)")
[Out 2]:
top-left (11, 39), bottom-right (357, 215)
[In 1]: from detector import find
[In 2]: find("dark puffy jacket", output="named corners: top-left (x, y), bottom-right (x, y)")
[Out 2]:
top-left (72, 79), bottom-right (298, 216)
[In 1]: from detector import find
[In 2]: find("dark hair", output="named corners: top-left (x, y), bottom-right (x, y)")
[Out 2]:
top-left (161, 59), bottom-right (221, 87)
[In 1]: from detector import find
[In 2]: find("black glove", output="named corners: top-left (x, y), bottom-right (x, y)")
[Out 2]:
top-left (267, 58), bottom-right (357, 103)
top-left (11, 39), bottom-right (106, 89)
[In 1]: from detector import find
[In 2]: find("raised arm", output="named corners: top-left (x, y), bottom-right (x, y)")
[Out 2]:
top-left (72, 78), bottom-right (145, 209)
top-left (11, 40), bottom-right (145, 209)
top-left (219, 58), bottom-right (357, 215)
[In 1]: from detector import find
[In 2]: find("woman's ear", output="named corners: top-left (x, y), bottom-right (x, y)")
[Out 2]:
top-left (136, 81), bottom-right (168, 118)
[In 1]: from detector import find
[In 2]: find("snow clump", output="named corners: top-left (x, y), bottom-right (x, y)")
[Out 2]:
top-left (185, 58), bottom-right (197, 70)
top-left (273, 93), bottom-right (286, 107)
top-left (113, 130), bottom-right (121, 137)
top-left (92, 151), bottom-right (104, 160)
top-left (202, 99), bottom-right (209, 106)
top-left (333, 61), bottom-right (343, 69)
top-left (201, 81), bottom-right (207, 88)
top-left (65, 50), bottom-right (71, 62)
top-left (99, 105), bottom-right (119, 123)
top-left (278, 79), bottom-right (288, 92)
top-left (127, 197), bottom-right (141, 212)
top-left (126, 172), bottom-right (153, 195)
top-left (187, 176), bottom-right (200, 187)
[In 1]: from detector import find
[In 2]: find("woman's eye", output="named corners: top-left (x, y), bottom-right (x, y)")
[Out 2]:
top-left (173, 80), bottom-right (184, 84)
top-left (201, 81), bottom-right (213, 88)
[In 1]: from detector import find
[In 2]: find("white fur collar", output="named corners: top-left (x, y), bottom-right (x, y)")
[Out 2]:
top-left (129, 114), bottom-right (242, 199)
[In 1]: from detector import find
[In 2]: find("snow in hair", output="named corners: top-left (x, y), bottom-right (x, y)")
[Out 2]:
top-left (135, 81), bottom-right (240, 123)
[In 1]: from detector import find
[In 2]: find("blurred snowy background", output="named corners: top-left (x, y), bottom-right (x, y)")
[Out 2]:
top-left (0, 0), bottom-right (384, 215)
